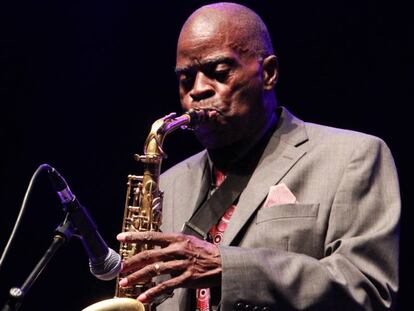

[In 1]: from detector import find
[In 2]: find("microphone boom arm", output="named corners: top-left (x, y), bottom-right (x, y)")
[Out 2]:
top-left (1, 220), bottom-right (74, 311)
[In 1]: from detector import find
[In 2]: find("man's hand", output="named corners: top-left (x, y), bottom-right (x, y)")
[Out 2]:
top-left (116, 231), bottom-right (222, 303)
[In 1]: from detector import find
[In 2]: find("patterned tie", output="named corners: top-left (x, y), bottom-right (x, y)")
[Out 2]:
top-left (196, 168), bottom-right (236, 311)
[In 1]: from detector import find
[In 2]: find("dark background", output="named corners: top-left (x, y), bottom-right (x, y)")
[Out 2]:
top-left (0, 1), bottom-right (412, 310)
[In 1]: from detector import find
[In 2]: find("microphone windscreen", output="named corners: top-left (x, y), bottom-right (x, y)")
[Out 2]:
top-left (89, 248), bottom-right (122, 281)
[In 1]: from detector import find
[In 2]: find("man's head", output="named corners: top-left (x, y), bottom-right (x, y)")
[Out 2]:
top-left (176, 2), bottom-right (278, 149)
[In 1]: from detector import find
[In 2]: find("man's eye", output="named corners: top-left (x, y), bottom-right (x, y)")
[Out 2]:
top-left (213, 69), bottom-right (230, 81)
top-left (210, 66), bottom-right (231, 82)
top-left (179, 73), bottom-right (194, 89)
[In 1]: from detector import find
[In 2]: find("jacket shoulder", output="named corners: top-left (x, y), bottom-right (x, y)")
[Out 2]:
top-left (305, 121), bottom-right (388, 147)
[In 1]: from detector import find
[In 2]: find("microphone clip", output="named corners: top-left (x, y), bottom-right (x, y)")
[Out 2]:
top-left (53, 216), bottom-right (75, 243)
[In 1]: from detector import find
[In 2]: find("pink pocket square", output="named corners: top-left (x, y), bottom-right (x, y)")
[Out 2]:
top-left (263, 183), bottom-right (298, 208)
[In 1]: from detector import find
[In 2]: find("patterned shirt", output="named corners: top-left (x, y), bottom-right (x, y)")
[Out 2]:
top-left (196, 168), bottom-right (236, 311)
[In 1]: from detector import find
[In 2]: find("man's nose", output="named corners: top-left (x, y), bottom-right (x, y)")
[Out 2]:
top-left (190, 72), bottom-right (215, 102)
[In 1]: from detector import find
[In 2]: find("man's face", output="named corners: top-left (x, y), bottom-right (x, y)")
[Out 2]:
top-left (176, 20), bottom-right (269, 149)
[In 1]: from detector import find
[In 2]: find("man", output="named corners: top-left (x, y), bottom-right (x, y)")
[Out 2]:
top-left (117, 3), bottom-right (400, 310)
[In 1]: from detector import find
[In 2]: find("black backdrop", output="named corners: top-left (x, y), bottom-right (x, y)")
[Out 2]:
top-left (0, 1), bottom-right (412, 310)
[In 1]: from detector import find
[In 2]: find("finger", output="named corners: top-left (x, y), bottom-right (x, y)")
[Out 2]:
top-left (121, 246), bottom-right (181, 274)
top-left (137, 270), bottom-right (193, 303)
top-left (119, 259), bottom-right (189, 287)
top-left (121, 249), bottom-right (155, 274)
top-left (119, 263), bottom-right (161, 287)
top-left (117, 231), bottom-right (186, 247)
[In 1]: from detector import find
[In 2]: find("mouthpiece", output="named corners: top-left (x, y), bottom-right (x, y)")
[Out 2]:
top-left (185, 109), bottom-right (209, 129)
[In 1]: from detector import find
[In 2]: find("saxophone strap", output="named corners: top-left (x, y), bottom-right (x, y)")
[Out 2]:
top-left (182, 115), bottom-right (278, 240)
top-left (182, 172), bottom-right (252, 240)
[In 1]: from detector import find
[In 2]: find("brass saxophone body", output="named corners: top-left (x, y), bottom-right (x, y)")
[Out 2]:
top-left (82, 109), bottom-right (207, 311)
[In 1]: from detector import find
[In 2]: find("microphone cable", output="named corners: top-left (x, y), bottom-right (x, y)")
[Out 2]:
top-left (0, 164), bottom-right (51, 274)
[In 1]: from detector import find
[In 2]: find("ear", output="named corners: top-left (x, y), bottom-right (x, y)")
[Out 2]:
top-left (262, 55), bottom-right (278, 90)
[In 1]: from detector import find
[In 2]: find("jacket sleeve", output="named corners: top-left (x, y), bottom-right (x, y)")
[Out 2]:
top-left (219, 137), bottom-right (400, 310)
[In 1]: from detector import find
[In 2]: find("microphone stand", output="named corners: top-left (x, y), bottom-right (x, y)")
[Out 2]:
top-left (1, 218), bottom-right (74, 311)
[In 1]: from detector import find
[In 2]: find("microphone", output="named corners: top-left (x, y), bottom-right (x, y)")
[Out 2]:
top-left (46, 165), bottom-right (121, 281)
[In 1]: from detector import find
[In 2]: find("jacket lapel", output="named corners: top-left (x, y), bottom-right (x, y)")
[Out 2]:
top-left (172, 150), bottom-right (210, 232)
top-left (167, 108), bottom-right (308, 309)
top-left (222, 107), bottom-right (309, 246)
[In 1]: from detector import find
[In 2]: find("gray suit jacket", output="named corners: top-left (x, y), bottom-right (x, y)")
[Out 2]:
top-left (157, 107), bottom-right (400, 310)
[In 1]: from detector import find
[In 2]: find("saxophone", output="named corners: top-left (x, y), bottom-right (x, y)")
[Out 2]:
top-left (82, 109), bottom-right (207, 311)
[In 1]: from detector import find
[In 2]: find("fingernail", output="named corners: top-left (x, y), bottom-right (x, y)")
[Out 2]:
top-left (119, 278), bottom-right (128, 287)
top-left (138, 293), bottom-right (147, 302)
top-left (117, 233), bottom-right (126, 241)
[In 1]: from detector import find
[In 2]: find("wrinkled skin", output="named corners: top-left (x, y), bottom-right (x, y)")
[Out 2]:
top-left (176, 12), bottom-right (277, 150)
top-left (117, 231), bottom-right (221, 303)
top-left (117, 4), bottom-right (278, 304)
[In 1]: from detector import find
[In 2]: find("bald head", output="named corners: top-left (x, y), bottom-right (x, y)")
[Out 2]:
top-left (178, 2), bottom-right (274, 58)
top-left (175, 2), bottom-right (278, 150)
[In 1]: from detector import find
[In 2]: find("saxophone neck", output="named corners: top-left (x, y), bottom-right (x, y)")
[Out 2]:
top-left (162, 109), bottom-right (208, 133)
top-left (136, 109), bottom-right (208, 163)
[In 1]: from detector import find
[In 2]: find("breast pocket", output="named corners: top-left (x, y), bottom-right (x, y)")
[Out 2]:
top-left (254, 203), bottom-right (321, 257)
